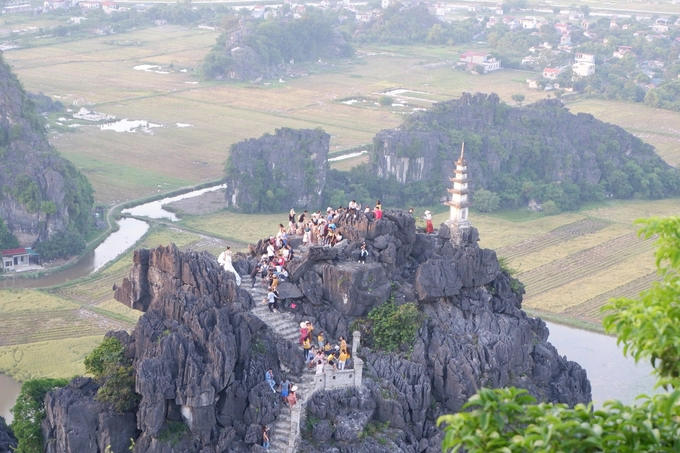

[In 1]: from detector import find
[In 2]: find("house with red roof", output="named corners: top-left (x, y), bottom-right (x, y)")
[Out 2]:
top-left (1, 248), bottom-right (29, 271)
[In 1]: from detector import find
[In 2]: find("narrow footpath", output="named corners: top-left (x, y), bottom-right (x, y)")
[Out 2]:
top-left (243, 281), bottom-right (316, 453)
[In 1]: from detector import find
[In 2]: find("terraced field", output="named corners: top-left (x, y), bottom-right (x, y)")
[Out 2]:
top-left (495, 219), bottom-right (610, 261)
top-left (564, 272), bottom-right (663, 322)
top-left (518, 232), bottom-right (655, 298)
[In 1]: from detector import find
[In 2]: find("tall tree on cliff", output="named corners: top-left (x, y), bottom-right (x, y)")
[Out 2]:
top-left (0, 54), bottom-right (94, 251)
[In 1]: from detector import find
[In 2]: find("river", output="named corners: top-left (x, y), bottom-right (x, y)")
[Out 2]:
top-left (0, 373), bottom-right (21, 423)
top-left (121, 184), bottom-right (226, 221)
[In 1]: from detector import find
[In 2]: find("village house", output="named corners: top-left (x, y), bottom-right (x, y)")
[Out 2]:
top-left (503, 17), bottom-right (518, 29)
top-left (486, 16), bottom-right (498, 28)
top-left (543, 67), bottom-right (563, 79)
top-left (560, 33), bottom-right (571, 45)
top-left (3, 0), bottom-right (32, 14)
top-left (1, 248), bottom-right (39, 272)
top-left (496, 3), bottom-right (503, 14)
top-left (573, 61), bottom-right (595, 77)
top-left (519, 16), bottom-right (537, 29)
top-left (613, 46), bottom-right (633, 58)
top-left (652, 18), bottom-right (669, 33)
top-left (554, 23), bottom-right (569, 34)
top-left (43, 0), bottom-right (68, 10)
top-left (459, 51), bottom-right (501, 73)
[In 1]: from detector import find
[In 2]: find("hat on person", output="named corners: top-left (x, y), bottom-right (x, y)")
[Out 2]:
top-left (291, 385), bottom-right (298, 392)
top-left (424, 210), bottom-right (431, 215)
top-left (300, 322), bottom-right (307, 328)
top-left (334, 345), bottom-right (340, 350)
top-left (327, 207), bottom-right (332, 212)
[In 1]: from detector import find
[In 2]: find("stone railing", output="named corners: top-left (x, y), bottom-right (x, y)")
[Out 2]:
top-left (286, 331), bottom-right (364, 451)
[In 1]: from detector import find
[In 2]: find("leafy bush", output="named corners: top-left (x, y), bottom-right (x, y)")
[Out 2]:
top-left (541, 200), bottom-right (560, 216)
top-left (157, 420), bottom-right (190, 445)
top-left (0, 216), bottom-right (19, 250)
top-left (474, 189), bottom-right (500, 212)
top-left (34, 229), bottom-right (85, 260)
top-left (11, 378), bottom-right (69, 453)
top-left (85, 337), bottom-right (138, 413)
top-left (378, 95), bottom-right (394, 106)
top-left (358, 301), bottom-right (423, 352)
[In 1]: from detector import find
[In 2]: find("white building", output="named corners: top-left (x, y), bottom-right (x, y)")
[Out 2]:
top-left (572, 61), bottom-right (595, 77)
top-left (459, 51), bottom-right (501, 73)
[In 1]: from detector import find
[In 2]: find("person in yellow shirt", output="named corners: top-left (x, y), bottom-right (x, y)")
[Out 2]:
top-left (303, 337), bottom-right (312, 361)
top-left (317, 331), bottom-right (325, 349)
top-left (339, 336), bottom-right (347, 352)
top-left (338, 349), bottom-right (350, 370)
top-left (326, 352), bottom-right (337, 371)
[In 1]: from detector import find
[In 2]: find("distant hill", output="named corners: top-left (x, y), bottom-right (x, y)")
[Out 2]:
top-left (349, 4), bottom-right (475, 45)
top-left (202, 12), bottom-right (353, 81)
top-left (368, 92), bottom-right (680, 210)
top-left (0, 54), bottom-right (93, 249)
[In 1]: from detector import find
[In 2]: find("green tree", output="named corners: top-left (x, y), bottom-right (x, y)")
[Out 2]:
top-left (378, 95), bottom-right (394, 106)
top-left (474, 189), bottom-right (501, 212)
top-left (511, 93), bottom-right (525, 105)
top-left (0, 216), bottom-right (19, 250)
top-left (438, 216), bottom-right (680, 452)
top-left (11, 378), bottom-right (68, 453)
top-left (85, 336), bottom-right (139, 413)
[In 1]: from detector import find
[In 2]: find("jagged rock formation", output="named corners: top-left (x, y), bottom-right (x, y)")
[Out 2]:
top-left (0, 55), bottom-right (94, 245)
top-left (224, 128), bottom-right (329, 213)
top-left (43, 209), bottom-right (590, 453)
top-left (0, 416), bottom-right (17, 453)
top-left (372, 92), bottom-right (679, 200)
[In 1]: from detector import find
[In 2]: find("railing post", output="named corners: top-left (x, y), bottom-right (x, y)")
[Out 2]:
top-left (352, 330), bottom-right (361, 357)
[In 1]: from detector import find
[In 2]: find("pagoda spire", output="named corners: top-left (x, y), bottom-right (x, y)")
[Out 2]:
top-left (444, 143), bottom-right (471, 229)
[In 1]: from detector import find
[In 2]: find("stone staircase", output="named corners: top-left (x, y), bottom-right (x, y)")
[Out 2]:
top-left (244, 281), bottom-right (315, 453)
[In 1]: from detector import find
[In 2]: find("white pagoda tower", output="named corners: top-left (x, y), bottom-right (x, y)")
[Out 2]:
top-left (445, 143), bottom-right (471, 229)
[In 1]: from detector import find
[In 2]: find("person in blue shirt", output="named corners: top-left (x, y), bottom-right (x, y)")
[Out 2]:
top-left (265, 369), bottom-right (276, 393)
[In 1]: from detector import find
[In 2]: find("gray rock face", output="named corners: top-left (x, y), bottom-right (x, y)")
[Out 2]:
top-left (0, 416), bottom-right (17, 453)
top-left (41, 377), bottom-right (137, 453)
top-left (224, 128), bottom-right (329, 212)
top-left (0, 55), bottom-right (93, 245)
top-left (44, 244), bottom-right (298, 453)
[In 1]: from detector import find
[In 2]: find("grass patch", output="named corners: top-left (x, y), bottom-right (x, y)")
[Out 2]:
top-left (0, 290), bottom-right (79, 314)
top-left (0, 335), bottom-right (104, 381)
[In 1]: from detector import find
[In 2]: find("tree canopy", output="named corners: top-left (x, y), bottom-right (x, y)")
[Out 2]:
top-left (10, 378), bottom-right (68, 453)
top-left (438, 216), bottom-right (680, 452)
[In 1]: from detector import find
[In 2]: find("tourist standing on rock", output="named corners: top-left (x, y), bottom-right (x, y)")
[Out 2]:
top-left (288, 385), bottom-right (298, 409)
top-left (303, 337), bottom-right (312, 361)
top-left (262, 425), bottom-right (270, 451)
top-left (339, 336), bottom-right (347, 352)
top-left (299, 322), bottom-right (308, 345)
top-left (250, 261), bottom-right (262, 289)
top-left (266, 240), bottom-right (275, 261)
top-left (280, 378), bottom-right (290, 403)
top-left (424, 210), bottom-right (434, 234)
top-left (374, 201), bottom-right (383, 220)
top-left (288, 209), bottom-right (296, 234)
top-left (317, 331), bottom-right (325, 349)
top-left (305, 321), bottom-right (314, 341)
top-left (303, 227), bottom-right (310, 246)
top-left (217, 246), bottom-right (241, 286)
top-left (338, 349), bottom-right (349, 371)
top-left (266, 287), bottom-right (278, 313)
top-left (315, 359), bottom-right (324, 375)
top-left (359, 242), bottom-right (368, 263)
top-left (265, 369), bottom-right (276, 393)
top-left (298, 210), bottom-right (307, 227)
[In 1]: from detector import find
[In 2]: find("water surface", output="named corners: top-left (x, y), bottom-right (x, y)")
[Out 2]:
top-left (0, 374), bottom-right (21, 424)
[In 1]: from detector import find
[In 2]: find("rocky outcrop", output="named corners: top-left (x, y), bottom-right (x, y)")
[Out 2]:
top-left (224, 128), bottom-right (329, 213)
top-left (43, 244), bottom-right (302, 453)
top-left (0, 416), bottom-right (17, 453)
top-left (0, 55), bottom-right (93, 245)
top-left (43, 209), bottom-right (591, 453)
top-left (371, 92), bottom-right (678, 198)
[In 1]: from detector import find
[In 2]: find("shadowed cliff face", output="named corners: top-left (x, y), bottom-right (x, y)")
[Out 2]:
top-left (0, 56), bottom-right (93, 245)
top-left (42, 212), bottom-right (590, 453)
top-left (224, 127), bottom-right (329, 213)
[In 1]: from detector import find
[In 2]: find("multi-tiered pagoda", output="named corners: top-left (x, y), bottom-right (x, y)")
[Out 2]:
top-left (445, 144), bottom-right (472, 229)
